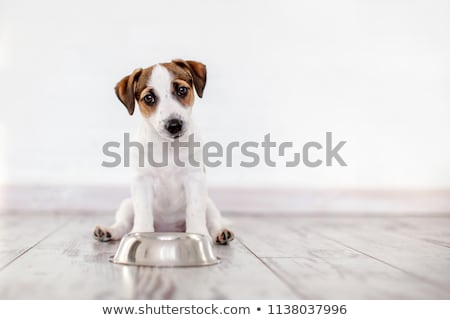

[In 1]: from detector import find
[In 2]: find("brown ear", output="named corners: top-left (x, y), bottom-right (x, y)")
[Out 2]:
top-left (114, 68), bottom-right (143, 115)
top-left (172, 59), bottom-right (207, 98)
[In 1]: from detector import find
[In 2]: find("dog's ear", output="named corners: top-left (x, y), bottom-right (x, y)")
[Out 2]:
top-left (172, 59), bottom-right (207, 98)
top-left (114, 68), bottom-right (143, 115)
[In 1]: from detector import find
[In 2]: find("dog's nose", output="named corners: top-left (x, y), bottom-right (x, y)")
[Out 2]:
top-left (165, 119), bottom-right (184, 135)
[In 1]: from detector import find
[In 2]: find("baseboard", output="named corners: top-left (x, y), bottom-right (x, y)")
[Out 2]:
top-left (1, 185), bottom-right (449, 215)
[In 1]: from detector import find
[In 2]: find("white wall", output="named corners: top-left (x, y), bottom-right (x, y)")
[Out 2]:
top-left (0, 0), bottom-right (449, 189)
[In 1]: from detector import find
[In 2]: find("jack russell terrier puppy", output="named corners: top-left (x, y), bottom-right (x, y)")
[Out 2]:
top-left (93, 59), bottom-right (234, 245)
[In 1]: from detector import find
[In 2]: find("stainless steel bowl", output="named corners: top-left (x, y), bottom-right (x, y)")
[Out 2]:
top-left (110, 232), bottom-right (220, 267)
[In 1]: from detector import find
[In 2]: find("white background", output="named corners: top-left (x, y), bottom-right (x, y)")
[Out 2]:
top-left (0, 0), bottom-right (449, 189)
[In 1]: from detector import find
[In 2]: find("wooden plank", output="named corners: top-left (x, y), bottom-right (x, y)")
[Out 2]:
top-left (303, 217), bottom-right (450, 246)
top-left (0, 212), bottom-right (68, 270)
top-left (0, 216), bottom-right (297, 299)
top-left (294, 217), bottom-right (450, 293)
top-left (374, 217), bottom-right (450, 248)
top-left (263, 256), bottom-right (448, 299)
top-left (234, 216), bottom-right (449, 299)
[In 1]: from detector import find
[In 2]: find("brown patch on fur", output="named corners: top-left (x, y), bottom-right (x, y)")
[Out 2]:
top-left (115, 68), bottom-right (143, 115)
top-left (162, 62), bottom-right (196, 107)
top-left (172, 79), bottom-right (195, 107)
top-left (134, 67), bottom-right (155, 98)
top-left (136, 67), bottom-right (157, 118)
top-left (115, 66), bottom-right (154, 116)
top-left (163, 62), bottom-right (194, 83)
top-left (170, 60), bottom-right (207, 98)
top-left (137, 87), bottom-right (156, 118)
top-left (138, 103), bottom-right (154, 117)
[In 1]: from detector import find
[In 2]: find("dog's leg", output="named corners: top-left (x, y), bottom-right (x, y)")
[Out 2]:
top-left (130, 175), bottom-right (155, 233)
top-left (206, 197), bottom-right (234, 245)
top-left (183, 175), bottom-right (210, 240)
top-left (93, 198), bottom-right (134, 242)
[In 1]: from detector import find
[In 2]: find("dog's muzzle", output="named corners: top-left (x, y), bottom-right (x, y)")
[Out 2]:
top-left (164, 118), bottom-right (184, 138)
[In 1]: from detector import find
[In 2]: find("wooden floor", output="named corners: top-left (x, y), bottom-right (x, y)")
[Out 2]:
top-left (0, 211), bottom-right (449, 299)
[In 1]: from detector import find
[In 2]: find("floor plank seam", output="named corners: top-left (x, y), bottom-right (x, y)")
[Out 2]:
top-left (236, 237), bottom-right (307, 299)
top-left (421, 238), bottom-right (450, 248)
top-left (0, 219), bottom-right (71, 272)
top-left (309, 229), bottom-right (450, 294)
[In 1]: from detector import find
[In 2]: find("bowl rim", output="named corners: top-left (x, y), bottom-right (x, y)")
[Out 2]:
top-left (125, 232), bottom-right (209, 241)
top-left (109, 255), bottom-right (221, 268)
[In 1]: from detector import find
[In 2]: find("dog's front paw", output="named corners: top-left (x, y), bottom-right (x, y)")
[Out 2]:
top-left (93, 225), bottom-right (112, 242)
top-left (215, 229), bottom-right (234, 245)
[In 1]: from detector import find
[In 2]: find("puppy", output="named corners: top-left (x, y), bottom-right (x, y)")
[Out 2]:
top-left (94, 59), bottom-right (234, 245)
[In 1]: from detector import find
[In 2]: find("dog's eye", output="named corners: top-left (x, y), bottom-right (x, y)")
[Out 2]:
top-left (143, 93), bottom-right (156, 105)
top-left (176, 86), bottom-right (188, 97)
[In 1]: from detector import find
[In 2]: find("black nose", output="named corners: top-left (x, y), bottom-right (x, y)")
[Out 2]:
top-left (165, 119), bottom-right (183, 135)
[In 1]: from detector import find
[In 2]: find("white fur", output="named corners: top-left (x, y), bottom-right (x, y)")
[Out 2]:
top-left (94, 64), bottom-right (231, 244)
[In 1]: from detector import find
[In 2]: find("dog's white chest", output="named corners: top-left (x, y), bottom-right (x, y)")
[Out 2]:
top-left (152, 169), bottom-right (186, 212)
top-left (150, 166), bottom-right (188, 231)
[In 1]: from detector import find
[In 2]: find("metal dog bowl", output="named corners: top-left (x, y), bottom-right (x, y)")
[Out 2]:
top-left (110, 232), bottom-right (220, 267)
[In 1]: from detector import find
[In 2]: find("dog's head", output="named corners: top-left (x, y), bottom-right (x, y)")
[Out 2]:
top-left (115, 59), bottom-right (206, 140)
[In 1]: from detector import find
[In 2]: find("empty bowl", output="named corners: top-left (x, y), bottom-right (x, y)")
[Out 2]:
top-left (110, 232), bottom-right (220, 267)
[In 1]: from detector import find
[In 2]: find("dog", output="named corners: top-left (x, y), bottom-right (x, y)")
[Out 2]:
top-left (93, 59), bottom-right (234, 245)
